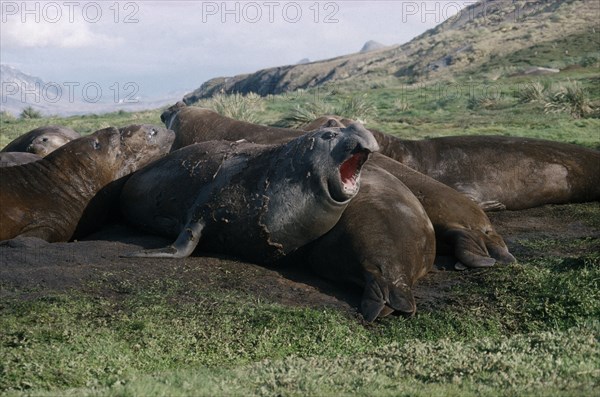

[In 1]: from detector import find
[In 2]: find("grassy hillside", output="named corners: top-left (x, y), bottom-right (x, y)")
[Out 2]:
top-left (183, 0), bottom-right (598, 101)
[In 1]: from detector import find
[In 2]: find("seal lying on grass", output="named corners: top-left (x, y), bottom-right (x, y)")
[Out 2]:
top-left (1, 125), bottom-right (80, 156)
top-left (0, 125), bottom-right (175, 242)
top-left (120, 124), bottom-right (379, 262)
top-left (161, 101), bottom-right (299, 149)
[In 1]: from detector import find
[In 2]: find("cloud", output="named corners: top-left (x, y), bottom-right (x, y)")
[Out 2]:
top-left (1, 16), bottom-right (121, 48)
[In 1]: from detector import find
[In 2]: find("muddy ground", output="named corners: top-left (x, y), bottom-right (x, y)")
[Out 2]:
top-left (1, 203), bottom-right (598, 318)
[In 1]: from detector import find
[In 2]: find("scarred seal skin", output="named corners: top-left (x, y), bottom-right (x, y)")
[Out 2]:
top-left (119, 124), bottom-right (379, 263)
top-left (158, 105), bottom-right (514, 319)
top-left (1, 126), bottom-right (81, 156)
top-left (0, 125), bottom-right (175, 242)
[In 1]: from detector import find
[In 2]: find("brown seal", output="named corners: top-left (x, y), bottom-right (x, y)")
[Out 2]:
top-left (1, 125), bottom-right (80, 156)
top-left (0, 125), bottom-right (175, 242)
top-left (119, 124), bottom-right (379, 263)
top-left (371, 153), bottom-right (515, 268)
top-left (0, 152), bottom-right (42, 167)
top-left (302, 163), bottom-right (436, 321)
top-left (161, 102), bottom-right (300, 150)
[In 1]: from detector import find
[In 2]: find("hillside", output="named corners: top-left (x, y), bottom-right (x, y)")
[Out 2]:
top-left (183, 0), bottom-right (598, 103)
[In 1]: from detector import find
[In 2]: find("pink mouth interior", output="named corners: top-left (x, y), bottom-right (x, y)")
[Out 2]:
top-left (339, 151), bottom-right (367, 189)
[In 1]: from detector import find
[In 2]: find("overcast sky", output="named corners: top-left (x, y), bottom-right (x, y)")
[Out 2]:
top-left (1, 1), bottom-right (465, 99)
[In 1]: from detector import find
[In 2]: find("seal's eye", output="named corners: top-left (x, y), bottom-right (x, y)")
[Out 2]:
top-left (148, 128), bottom-right (158, 138)
top-left (42, 137), bottom-right (49, 142)
top-left (92, 140), bottom-right (101, 150)
top-left (320, 131), bottom-right (339, 140)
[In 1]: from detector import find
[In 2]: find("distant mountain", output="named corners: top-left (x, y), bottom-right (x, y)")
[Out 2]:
top-left (296, 58), bottom-right (311, 65)
top-left (183, 0), bottom-right (595, 103)
top-left (359, 40), bottom-right (386, 53)
top-left (0, 64), bottom-right (61, 116)
top-left (0, 64), bottom-right (184, 116)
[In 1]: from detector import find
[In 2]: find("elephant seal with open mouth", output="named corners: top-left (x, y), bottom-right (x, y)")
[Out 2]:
top-left (120, 124), bottom-right (378, 263)
top-left (120, 124), bottom-right (378, 262)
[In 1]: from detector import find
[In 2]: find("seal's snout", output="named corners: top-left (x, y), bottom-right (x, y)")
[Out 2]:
top-left (346, 122), bottom-right (379, 154)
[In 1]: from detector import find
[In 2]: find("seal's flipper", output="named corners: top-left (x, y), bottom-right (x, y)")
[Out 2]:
top-left (361, 274), bottom-right (415, 322)
top-left (486, 241), bottom-right (517, 264)
top-left (122, 221), bottom-right (204, 259)
top-left (388, 285), bottom-right (416, 316)
top-left (479, 200), bottom-right (506, 212)
top-left (361, 276), bottom-right (387, 322)
top-left (445, 229), bottom-right (496, 268)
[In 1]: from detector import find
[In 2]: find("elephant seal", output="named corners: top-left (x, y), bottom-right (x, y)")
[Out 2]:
top-left (302, 119), bottom-right (515, 268)
top-left (161, 102), bottom-right (301, 150)
top-left (318, 116), bottom-right (600, 211)
top-left (159, 109), bottom-right (442, 319)
top-left (120, 124), bottom-right (379, 262)
top-left (376, 134), bottom-right (600, 211)
top-left (371, 153), bottom-right (515, 268)
top-left (0, 125), bottom-right (175, 242)
top-left (0, 152), bottom-right (42, 167)
top-left (1, 125), bottom-right (80, 156)
top-left (302, 163), bottom-right (436, 321)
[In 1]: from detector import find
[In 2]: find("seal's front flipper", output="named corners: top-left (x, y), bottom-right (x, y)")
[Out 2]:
top-left (479, 200), bottom-right (506, 212)
top-left (361, 274), bottom-right (415, 322)
top-left (122, 221), bottom-right (204, 259)
top-left (445, 229), bottom-right (496, 268)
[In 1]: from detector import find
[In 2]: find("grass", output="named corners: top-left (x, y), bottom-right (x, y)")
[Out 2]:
top-left (195, 92), bottom-right (265, 123)
top-left (2, 239), bottom-right (599, 396)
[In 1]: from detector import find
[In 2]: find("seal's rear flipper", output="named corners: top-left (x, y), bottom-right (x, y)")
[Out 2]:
top-left (486, 241), bottom-right (517, 264)
top-left (445, 229), bottom-right (496, 268)
top-left (479, 200), bottom-right (506, 212)
top-left (122, 221), bottom-right (204, 259)
top-left (361, 274), bottom-right (415, 322)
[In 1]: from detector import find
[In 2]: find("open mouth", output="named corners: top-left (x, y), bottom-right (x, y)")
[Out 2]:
top-left (339, 149), bottom-right (369, 195)
top-left (326, 147), bottom-right (371, 203)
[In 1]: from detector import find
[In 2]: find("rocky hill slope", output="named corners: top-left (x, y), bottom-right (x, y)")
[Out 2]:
top-left (184, 0), bottom-right (597, 103)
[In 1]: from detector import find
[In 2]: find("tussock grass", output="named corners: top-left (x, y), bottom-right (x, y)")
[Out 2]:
top-left (18, 106), bottom-right (42, 120)
top-left (544, 80), bottom-right (598, 119)
top-left (197, 92), bottom-right (265, 123)
top-left (281, 94), bottom-right (377, 127)
top-left (517, 81), bottom-right (549, 103)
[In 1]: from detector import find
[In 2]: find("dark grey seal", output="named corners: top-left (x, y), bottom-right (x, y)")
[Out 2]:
top-left (120, 124), bottom-right (379, 262)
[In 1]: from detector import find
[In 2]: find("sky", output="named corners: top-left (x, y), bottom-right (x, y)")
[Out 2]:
top-left (1, 1), bottom-right (466, 100)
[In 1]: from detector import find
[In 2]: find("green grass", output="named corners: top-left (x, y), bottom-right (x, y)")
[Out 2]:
top-left (2, 235), bottom-right (599, 396)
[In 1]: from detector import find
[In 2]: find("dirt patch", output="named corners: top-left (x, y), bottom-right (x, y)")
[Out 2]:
top-left (1, 203), bottom-right (598, 317)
